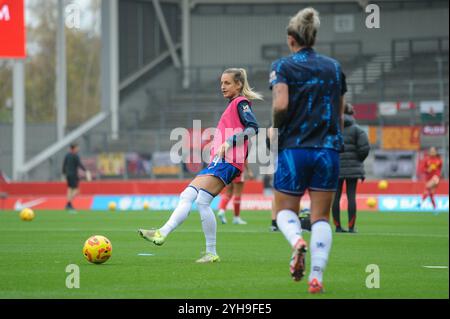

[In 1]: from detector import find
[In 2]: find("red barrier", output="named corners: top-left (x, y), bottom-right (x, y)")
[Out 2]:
top-left (356, 180), bottom-right (448, 195)
top-left (0, 179), bottom-right (447, 196)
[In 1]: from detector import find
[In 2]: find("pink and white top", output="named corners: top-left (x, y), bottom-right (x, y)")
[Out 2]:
top-left (210, 96), bottom-right (250, 172)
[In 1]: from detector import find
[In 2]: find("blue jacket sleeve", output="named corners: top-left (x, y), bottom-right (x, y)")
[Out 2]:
top-left (226, 100), bottom-right (259, 146)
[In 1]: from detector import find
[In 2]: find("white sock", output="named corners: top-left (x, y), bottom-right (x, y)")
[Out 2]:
top-left (276, 209), bottom-right (303, 248)
top-left (159, 186), bottom-right (198, 237)
top-left (218, 209), bottom-right (225, 215)
top-left (309, 220), bottom-right (332, 283)
top-left (195, 189), bottom-right (217, 256)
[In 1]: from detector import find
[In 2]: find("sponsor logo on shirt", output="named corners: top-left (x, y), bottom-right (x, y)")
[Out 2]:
top-left (269, 70), bottom-right (276, 83)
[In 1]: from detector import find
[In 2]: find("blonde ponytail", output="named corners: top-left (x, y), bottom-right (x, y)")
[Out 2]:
top-left (223, 68), bottom-right (263, 101)
top-left (287, 7), bottom-right (320, 47)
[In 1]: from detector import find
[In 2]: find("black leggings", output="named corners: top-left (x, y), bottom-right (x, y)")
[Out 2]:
top-left (332, 178), bottom-right (358, 229)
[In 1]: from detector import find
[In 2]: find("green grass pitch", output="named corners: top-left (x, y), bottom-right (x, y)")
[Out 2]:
top-left (0, 209), bottom-right (448, 299)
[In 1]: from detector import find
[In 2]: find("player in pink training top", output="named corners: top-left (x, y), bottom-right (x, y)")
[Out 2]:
top-left (138, 68), bottom-right (261, 263)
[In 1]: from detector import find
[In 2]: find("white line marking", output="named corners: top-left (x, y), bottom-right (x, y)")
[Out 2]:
top-left (423, 266), bottom-right (448, 269)
top-left (0, 229), bottom-right (448, 238)
top-left (138, 253), bottom-right (154, 256)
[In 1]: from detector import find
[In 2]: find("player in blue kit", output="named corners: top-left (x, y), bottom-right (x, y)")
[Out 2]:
top-left (268, 7), bottom-right (347, 293)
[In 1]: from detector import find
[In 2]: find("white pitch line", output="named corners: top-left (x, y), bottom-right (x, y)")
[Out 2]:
top-left (138, 253), bottom-right (155, 256)
top-left (0, 229), bottom-right (448, 238)
top-left (423, 266), bottom-right (448, 269)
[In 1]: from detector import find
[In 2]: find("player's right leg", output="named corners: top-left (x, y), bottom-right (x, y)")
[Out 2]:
top-left (427, 176), bottom-right (439, 209)
top-left (273, 149), bottom-right (308, 282)
top-left (66, 176), bottom-right (79, 210)
top-left (232, 182), bottom-right (247, 224)
top-left (274, 190), bottom-right (307, 282)
top-left (331, 179), bottom-right (345, 232)
top-left (138, 185), bottom-right (198, 245)
top-left (307, 148), bottom-right (340, 294)
top-left (217, 184), bottom-right (233, 224)
top-left (270, 200), bottom-right (279, 231)
top-left (65, 188), bottom-right (73, 209)
top-left (190, 171), bottom-right (233, 263)
top-left (308, 191), bottom-right (334, 294)
top-left (346, 178), bottom-right (358, 232)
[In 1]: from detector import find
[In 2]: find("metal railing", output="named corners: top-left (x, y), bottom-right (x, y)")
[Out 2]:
top-left (391, 37), bottom-right (449, 67)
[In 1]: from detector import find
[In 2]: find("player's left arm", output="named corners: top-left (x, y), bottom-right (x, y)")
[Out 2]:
top-left (225, 100), bottom-right (259, 147)
top-left (77, 155), bottom-right (87, 172)
top-left (270, 60), bottom-right (289, 129)
top-left (272, 83), bottom-right (289, 129)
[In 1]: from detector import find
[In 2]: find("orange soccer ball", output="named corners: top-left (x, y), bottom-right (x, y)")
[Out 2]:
top-left (20, 208), bottom-right (35, 221)
top-left (82, 235), bottom-right (113, 264)
top-left (378, 180), bottom-right (388, 190)
top-left (366, 197), bottom-right (377, 208)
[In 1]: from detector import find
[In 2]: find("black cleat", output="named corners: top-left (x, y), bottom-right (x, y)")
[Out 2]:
top-left (270, 225), bottom-right (279, 232)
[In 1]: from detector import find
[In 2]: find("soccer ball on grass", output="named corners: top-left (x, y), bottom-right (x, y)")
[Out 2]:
top-left (20, 208), bottom-right (35, 221)
top-left (83, 235), bottom-right (112, 264)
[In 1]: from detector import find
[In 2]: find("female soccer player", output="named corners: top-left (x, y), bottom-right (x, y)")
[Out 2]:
top-left (418, 146), bottom-right (443, 209)
top-left (138, 68), bottom-right (261, 263)
top-left (217, 160), bottom-right (254, 225)
top-left (269, 7), bottom-right (346, 293)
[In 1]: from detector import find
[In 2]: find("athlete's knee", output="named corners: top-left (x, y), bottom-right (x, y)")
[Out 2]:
top-left (180, 186), bottom-right (199, 203)
top-left (195, 189), bottom-right (214, 207)
top-left (310, 215), bottom-right (330, 224)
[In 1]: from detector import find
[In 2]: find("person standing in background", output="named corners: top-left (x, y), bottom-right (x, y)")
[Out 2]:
top-left (331, 103), bottom-right (370, 233)
top-left (62, 143), bottom-right (90, 210)
top-left (417, 146), bottom-right (443, 210)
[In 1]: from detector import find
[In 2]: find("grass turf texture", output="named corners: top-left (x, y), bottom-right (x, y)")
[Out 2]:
top-left (0, 209), bottom-right (448, 299)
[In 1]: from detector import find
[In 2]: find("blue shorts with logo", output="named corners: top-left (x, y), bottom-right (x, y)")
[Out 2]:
top-left (197, 157), bottom-right (241, 186)
top-left (273, 148), bottom-right (339, 196)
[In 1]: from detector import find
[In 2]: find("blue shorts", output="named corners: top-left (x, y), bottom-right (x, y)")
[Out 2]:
top-left (197, 157), bottom-right (240, 186)
top-left (273, 148), bottom-right (339, 196)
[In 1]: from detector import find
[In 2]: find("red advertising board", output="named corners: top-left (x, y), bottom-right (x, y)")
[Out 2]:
top-left (352, 103), bottom-right (377, 120)
top-left (381, 126), bottom-right (421, 151)
top-left (0, 0), bottom-right (26, 58)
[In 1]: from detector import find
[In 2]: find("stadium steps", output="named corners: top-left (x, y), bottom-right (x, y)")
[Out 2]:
top-left (352, 52), bottom-right (449, 108)
top-left (346, 52), bottom-right (410, 102)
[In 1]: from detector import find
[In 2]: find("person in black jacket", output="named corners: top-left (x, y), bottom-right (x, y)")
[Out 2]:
top-left (332, 103), bottom-right (370, 233)
top-left (62, 143), bottom-right (89, 210)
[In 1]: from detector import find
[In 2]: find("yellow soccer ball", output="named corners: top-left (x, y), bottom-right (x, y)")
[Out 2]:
top-left (367, 197), bottom-right (377, 208)
top-left (20, 208), bottom-right (35, 221)
top-left (108, 201), bottom-right (117, 211)
top-left (143, 201), bottom-right (150, 210)
top-left (378, 180), bottom-right (388, 190)
top-left (82, 235), bottom-right (112, 264)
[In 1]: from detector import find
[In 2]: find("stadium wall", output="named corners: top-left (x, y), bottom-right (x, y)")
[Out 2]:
top-left (190, 7), bottom-right (449, 67)
top-left (0, 124), bottom-right (57, 179)
top-left (1, 179), bottom-right (448, 195)
top-left (1, 180), bottom-right (447, 212)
